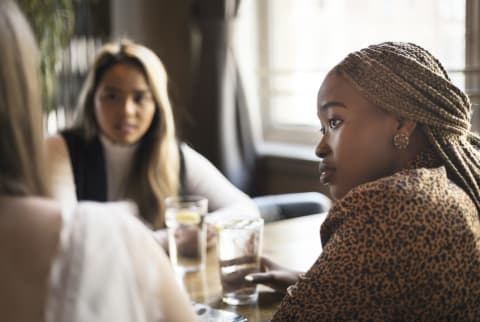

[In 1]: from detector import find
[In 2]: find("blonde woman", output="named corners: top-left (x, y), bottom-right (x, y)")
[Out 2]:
top-left (46, 40), bottom-right (259, 248)
top-left (0, 1), bottom-right (197, 321)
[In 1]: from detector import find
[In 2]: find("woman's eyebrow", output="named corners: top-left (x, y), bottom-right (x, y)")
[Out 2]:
top-left (319, 101), bottom-right (347, 110)
top-left (133, 89), bottom-right (152, 96)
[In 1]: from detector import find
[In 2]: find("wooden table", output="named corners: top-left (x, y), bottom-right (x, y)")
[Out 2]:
top-left (180, 213), bottom-right (327, 321)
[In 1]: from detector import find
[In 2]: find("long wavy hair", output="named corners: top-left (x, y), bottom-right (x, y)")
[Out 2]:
top-left (0, 0), bottom-right (50, 197)
top-left (72, 40), bottom-right (180, 228)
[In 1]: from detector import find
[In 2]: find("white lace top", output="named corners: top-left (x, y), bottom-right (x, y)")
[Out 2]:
top-left (45, 202), bottom-right (168, 322)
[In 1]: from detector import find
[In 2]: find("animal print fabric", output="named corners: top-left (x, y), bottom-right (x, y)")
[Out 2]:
top-left (272, 157), bottom-right (480, 321)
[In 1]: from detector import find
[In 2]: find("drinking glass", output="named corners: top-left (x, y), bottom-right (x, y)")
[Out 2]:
top-left (165, 195), bottom-right (208, 273)
top-left (216, 217), bottom-right (264, 305)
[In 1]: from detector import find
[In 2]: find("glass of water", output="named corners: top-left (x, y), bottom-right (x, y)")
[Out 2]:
top-left (215, 217), bottom-right (264, 305)
top-left (165, 195), bottom-right (208, 274)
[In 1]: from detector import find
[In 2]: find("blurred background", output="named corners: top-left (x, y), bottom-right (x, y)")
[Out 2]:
top-left (19, 0), bottom-right (480, 200)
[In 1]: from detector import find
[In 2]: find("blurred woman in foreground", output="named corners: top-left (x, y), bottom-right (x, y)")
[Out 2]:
top-left (0, 1), bottom-right (197, 321)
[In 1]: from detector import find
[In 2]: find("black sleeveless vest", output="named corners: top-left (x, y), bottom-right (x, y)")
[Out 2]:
top-left (61, 129), bottom-right (186, 201)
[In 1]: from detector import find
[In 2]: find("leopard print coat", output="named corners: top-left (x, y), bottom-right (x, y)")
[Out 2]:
top-left (272, 157), bottom-right (480, 321)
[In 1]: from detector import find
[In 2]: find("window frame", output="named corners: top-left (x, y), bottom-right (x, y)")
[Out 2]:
top-left (253, 0), bottom-right (480, 149)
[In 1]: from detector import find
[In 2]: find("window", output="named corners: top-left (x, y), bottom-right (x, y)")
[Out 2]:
top-left (235, 0), bottom-right (478, 150)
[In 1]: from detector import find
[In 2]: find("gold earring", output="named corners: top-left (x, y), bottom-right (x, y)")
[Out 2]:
top-left (393, 133), bottom-right (409, 150)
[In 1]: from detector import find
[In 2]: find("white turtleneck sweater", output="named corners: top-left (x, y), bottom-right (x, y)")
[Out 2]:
top-left (99, 135), bottom-right (139, 201)
top-left (98, 136), bottom-right (259, 219)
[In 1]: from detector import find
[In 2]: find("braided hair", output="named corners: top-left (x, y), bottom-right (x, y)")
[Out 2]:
top-left (335, 42), bottom-right (480, 212)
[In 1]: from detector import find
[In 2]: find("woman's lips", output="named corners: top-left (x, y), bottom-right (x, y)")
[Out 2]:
top-left (320, 169), bottom-right (334, 185)
top-left (319, 163), bottom-right (335, 185)
top-left (116, 124), bottom-right (137, 134)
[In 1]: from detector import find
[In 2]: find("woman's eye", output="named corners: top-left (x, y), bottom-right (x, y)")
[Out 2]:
top-left (134, 94), bottom-right (152, 105)
top-left (328, 119), bottom-right (342, 129)
top-left (319, 127), bottom-right (326, 135)
top-left (134, 95), bottom-right (144, 104)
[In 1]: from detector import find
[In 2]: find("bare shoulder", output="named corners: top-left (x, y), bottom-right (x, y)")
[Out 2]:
top-left (0, 196), bottom-right (62, 261)
top-left (23, 196), bottom-right (62, 219)
top-left (0, 197), bottom-right (62, 321)
top-left (0, 196), bottom-right (62, 229)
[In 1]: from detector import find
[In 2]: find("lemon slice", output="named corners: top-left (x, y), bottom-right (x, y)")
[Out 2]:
top-left (175, 211), bottom-right (200, 225)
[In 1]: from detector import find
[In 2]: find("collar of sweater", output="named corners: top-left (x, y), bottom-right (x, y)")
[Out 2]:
top-left (99, 134), bottom-right (140, 201)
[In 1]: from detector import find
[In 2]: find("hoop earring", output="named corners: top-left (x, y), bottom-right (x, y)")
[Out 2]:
top-left (393, 133), bottom-right (409, 150)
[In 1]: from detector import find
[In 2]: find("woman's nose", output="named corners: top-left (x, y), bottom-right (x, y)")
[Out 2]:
top-left (121, 98), bottom-right (136, 116)
top-left (315, 135), bottom-right (330, 159)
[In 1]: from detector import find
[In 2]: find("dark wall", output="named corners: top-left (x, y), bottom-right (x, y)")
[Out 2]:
top-left (111, 0), bottom-right (192, 133)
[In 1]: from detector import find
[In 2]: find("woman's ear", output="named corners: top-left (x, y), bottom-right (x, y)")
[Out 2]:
top-left (396, 117), bottom-right (417, 136)
top-left (392, 117), bottom-right (418, 151)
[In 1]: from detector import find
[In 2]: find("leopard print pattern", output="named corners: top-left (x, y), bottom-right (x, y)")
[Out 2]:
top-left (272, 157), bottom-right (480, 321)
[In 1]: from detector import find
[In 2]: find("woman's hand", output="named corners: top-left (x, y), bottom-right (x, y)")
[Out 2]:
top-left (245, 257), bottom-right (303, 293)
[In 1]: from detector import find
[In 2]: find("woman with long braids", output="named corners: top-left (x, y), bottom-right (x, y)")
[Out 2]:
top-left (247, 42), bottom-right (480, 320)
